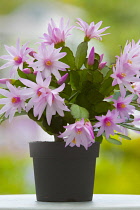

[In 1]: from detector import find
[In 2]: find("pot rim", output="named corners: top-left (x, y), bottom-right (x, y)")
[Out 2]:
top-left (29, 141), bottom-right (100, 159)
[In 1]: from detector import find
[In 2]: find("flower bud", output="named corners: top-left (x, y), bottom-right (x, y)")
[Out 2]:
top-left (99, 62), bottom-right (107, 70)
top-left (87, 47), bottom-right (95, 66)
top-left (57, 73), bottom-right (68, 85)
top-left (29, 51), bottom-right (36, 57)
top-left (22, 68), bottom-right (32, 74)
top-left (98, 54), bottom-right (107, 69)
top-left (33, 71), bottom-right (38, 75)
top-left (26, 47), bottom-right (36, 57)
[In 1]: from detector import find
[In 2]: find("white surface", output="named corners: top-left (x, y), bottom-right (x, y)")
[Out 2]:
top-left (0, 194), bottom-right (140, 210)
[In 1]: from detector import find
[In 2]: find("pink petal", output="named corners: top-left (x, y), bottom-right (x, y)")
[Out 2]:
top-left (0, 89), bottom-right (11, 97)
top-left (0, 98), bottom-right (8, 104)
top-left (46, 105), bottom-right (53, 125)
top-left (97, 126), bottom-right (104, 137)
top-left (20, 78), bottom-right (37, 89)
top-left (0, 62), bottom-right (13, 69)
top-left (0, 55), bottom-right (12, 60)
top-left (36, 72), bottom-right (44, 86)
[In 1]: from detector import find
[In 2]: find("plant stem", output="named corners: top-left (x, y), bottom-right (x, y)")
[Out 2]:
top-left (54, 134), bottom-right (64, 142)
top-left (68, 90), bottom-right (80, 102)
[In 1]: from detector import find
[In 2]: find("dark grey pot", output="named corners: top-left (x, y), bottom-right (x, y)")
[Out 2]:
top-left (29, 141), bottom-right (100, 202)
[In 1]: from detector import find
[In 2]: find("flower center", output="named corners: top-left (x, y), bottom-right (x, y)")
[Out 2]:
top-left (37, 88), bottom-right (42, 97)
top-left (11, 97), bottom-right (21, 104)
top-left (72, 138), bottom-right (76, 144)
top-left (117, 73), bottom-right (126, 79)
top-left (104, 118), bottom-right (112, 126)
top-left (37, 91), bottom-right (42, 96)
top-left (127, 59), bottom-right (132, 64)
top-left (14, 56), bottom-right (22, 64)
top-left (76, 128), bottom-right (82, 134)
top-left (45, 59), bottom-right (52, 66)
top-left (121, 73), bottom-right (126, 77)
top-left (117, 102), bottom-right (126, 109)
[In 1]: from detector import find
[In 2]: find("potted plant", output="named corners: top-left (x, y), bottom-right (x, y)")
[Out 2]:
top-left (0, 18), bottom-right (140, 202)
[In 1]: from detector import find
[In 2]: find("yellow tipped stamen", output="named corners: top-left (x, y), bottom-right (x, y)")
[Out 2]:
top-left (121, 73), bottom-right (126, 78)
top-left (127, 59), bottom-right (132, 64)
top-left (13, 56), bottom-right (22, 64)
top-left (45, 60), bottom-right (52, 66)
top-left (120, 103), bottom-right (126, 108)
top-left (72, 138), bottom-right (76, 144)
top-left (14, 56), bottom-right (19, 61)
top-left (11, 97), bottom-right (20, 104)
top-left (11, 98), bottom-right (17, 103)
top-left (105, 120), bottom-right (111, 126)
top-left (37, 91), bottom-right (42, 97)
top-left (76, 129), bottom-right (82, 134)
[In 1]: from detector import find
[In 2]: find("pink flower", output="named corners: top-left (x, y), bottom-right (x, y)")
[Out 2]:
top-left (30, 43), bottom-right (69, 80)
top-left (20, 72), bottom-right (52, 112)
top-left (117, 40), bottom-right (140, 75)
top-left (113, 95), bottom-right (134, 119)
top-left (94, 110), bottom-right (123, 138)
top-left (40, 18), bottom-right (73, 45)
top-left (0, 82), bottom-right (30, 122)
top-left (0, 39), bottom-right (31, 77)
top-left (85, 121), bottom-right (95, 139)
top-left (111, 58), bottom-right (139, 97)
top-left (76, 18), bottom-right (110, 41)
top-left (58, 119), bottom-right (95, 150)
top-left (20, 72), bottom-right (69, 125)
top-left (111, 40), bottom-right (140, 96)
top-left (87, 47), bottom-right (95, 66)
top-left (44, 84), bottom-right (70, 125)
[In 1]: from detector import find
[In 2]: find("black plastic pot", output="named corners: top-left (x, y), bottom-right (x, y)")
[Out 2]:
top-left (29, 141), bottom-right (100, 202)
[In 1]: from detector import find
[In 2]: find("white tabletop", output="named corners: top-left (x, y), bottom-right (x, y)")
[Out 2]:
top-left (0, 194), bottom-right (140, 210)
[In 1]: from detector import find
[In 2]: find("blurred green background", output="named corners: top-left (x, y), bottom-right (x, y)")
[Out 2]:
top-left (0, 0), bottom-right (140, 195)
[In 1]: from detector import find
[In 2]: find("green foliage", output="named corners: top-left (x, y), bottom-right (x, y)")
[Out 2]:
top-left (106, 137), bottom-right (122, 145)
top-left (69, 71), bottom-right (80, 90)
top-left (115, 133), bottom-right (131, 140)
top-left (12, 80), bottom-right (26, 88)
top-left (119, 123), bottom-right (140, 131)
top-left (99, 77), bottom-right (115, 97)
top-left (92, 59), bottom-right (99, 70)
top-left (17, 69), bottom-right (36, 82)
top-left (95, 135), bottom-right (103, 143)
top-left (70, 104), bottom-right (89, 119)
top-left (94, 101), bottom-right (113, 114)
top-left (101, 66), bottom-right (111, 77)
top-left (91, 70), bottom-right (103, 83)
top-left (87, 88), bottom-right (104, 105)
top-left (60, 47), bottom-right (75, 69)
top-left (75, 41), bottom-right (88, 69)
